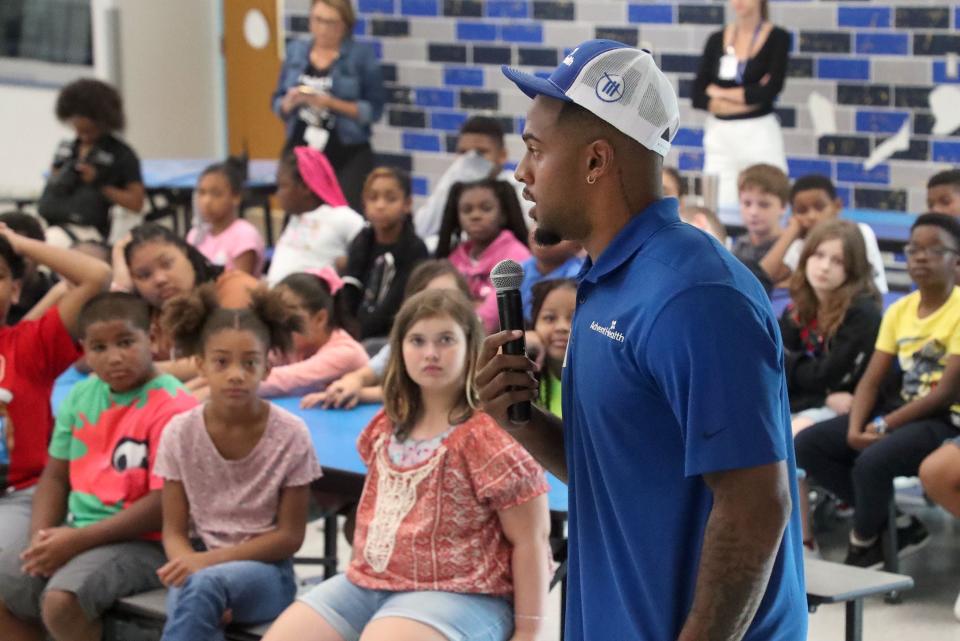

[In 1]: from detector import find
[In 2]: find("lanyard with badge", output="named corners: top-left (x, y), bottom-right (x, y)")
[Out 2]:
top-left (718, 22), bottom-right (763, 84)
top-left (298, 73), bottom-right (336, 151)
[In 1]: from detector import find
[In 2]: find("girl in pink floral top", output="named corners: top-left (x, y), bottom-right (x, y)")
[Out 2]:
top-left (436, 179), bottom-right (531, 334)
top-left (264, 289), bottom-right (551, 641)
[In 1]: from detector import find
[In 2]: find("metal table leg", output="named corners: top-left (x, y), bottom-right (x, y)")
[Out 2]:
top-left (845, 599), bottom-right (863, 641)
top-left (323, 513), bottom-right (339, 579)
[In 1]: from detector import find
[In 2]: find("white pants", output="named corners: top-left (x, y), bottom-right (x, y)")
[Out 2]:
top-left (703, 113), bottom-right (788, 211)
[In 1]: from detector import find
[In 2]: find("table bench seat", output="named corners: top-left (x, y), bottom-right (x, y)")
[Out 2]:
top-left (805, 558), bottom-right (914, 641)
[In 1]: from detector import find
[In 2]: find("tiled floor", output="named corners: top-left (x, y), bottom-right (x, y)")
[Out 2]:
top-left (297, 501), bottom-right (960, 641)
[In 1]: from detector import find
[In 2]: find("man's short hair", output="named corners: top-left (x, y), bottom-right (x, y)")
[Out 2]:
top-left (928, 169), bottom-right (960, 191)
top-left (738, 164), bottom-right (790, 205)
top-left (912, 212), bottom-right (960, 250)
top-left (459, 115), bottom-right (505, 147)
top-left (790, 174), bottom-right (837, 202)
top-left (78, 292), bottom-right (152, 338)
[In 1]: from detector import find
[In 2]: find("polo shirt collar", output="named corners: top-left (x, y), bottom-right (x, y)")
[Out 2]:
top-left (578, 198), bottom-right (680, 284)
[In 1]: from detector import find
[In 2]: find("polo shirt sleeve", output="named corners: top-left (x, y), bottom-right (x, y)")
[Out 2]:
top-left (644, 285), bottom-right (788, 477)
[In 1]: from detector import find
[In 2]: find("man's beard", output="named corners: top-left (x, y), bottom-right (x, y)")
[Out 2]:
top-left (533, 226), bottom-right (563, 246)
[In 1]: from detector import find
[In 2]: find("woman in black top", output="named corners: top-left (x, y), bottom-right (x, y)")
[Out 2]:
top-left (38, 78), bottom-right (144, 247)
top-left (692, 0), bottom-right (790, 211)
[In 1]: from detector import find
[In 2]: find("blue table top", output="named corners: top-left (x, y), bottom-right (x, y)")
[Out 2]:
top-left (51, 372), bottom-right (569, 513)
top-left (141, 159), bottom-right (278, 190)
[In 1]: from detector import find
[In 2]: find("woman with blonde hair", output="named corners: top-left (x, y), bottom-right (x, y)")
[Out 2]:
top-left (272, 0), bottom-right (385, 211)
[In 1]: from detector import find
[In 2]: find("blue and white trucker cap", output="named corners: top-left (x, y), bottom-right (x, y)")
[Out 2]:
top-left (502, 39), bottom-right (680, 157)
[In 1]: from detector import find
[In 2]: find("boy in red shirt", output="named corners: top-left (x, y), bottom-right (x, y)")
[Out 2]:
top-left (0, 223), bottom-right (112, 556)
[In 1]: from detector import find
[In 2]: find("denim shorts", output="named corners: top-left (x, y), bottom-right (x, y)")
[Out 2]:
top-left (298, 574), bottom-right (514, 641)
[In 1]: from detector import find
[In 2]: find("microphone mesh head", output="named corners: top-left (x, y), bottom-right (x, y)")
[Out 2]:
top-left (490, 260), bottom-right (525, 292)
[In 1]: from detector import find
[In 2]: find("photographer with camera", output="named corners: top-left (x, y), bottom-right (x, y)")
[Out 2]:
top-left (38, 79), bottom-right (145, 247)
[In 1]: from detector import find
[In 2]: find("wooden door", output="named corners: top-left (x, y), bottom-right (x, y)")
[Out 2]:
top-left (222, 0), bottom-right (286, 158)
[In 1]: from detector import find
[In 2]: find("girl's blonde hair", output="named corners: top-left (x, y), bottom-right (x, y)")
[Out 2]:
top-left (383, 289), bottom-right (483, 440)
top-left (788, 219), bottom-right (878, 339)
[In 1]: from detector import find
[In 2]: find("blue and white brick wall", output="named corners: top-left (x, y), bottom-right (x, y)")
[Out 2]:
top-left (284, 0), bottom-right (960, 214)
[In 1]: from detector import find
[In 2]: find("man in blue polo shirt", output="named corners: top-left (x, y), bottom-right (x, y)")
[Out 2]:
top-left (476, 40), bottom-right (806, 641)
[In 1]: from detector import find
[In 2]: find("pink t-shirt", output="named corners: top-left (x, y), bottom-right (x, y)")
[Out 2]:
top-left (153, 403), bottom-right (322, 550)
top-left (347, 409), bottom-right (549, 595)
top-left (187, 218), bottom-right (266, 276)
top-left (448, 230), bottom-right (531, 333)
top-left (258, 328), bottom-right (369, 397)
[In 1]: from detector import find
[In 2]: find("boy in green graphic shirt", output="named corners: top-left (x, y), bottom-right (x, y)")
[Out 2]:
top-left (0, 292), bottom-right (197, 641)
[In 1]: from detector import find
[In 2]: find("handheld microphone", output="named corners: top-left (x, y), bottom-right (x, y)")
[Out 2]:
top-left (490, 260), bottom-right (530, 424)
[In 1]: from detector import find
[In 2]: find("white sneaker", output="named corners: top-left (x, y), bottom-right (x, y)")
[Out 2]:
top-left (954, 588), bottom-right (960, 622)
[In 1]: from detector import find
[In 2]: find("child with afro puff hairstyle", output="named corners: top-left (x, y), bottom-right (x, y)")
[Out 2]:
top-left (38, 78), bottom-right (145, 247)
top-left (153, 284), bottom-right (322, 641)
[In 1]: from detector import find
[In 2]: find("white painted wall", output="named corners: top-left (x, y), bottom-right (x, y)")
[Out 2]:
top-left (0, 0), bottom-right (225, 200)
top-left (0, 85), bottom-right (69, 199)
top-left (117, 0), bottom-right (224, 159)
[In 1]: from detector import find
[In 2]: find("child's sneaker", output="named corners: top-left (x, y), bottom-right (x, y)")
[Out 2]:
top-left (843, 538), bottom-right (884, 569)
top-left (843, 517), bottom-right (929, 569)
top-left (897, 516), bottom-right (930, 557)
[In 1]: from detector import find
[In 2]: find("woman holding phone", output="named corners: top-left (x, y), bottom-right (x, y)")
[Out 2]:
top-left (272, 0), bottom-right (385, 212)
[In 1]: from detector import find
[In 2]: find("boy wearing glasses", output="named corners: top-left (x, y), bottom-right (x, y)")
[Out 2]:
top-left (796, 213), bottom-right (960, 568)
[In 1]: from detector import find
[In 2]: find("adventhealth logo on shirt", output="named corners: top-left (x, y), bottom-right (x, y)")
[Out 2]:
top-left (589, 319), bottom-right (625, 343)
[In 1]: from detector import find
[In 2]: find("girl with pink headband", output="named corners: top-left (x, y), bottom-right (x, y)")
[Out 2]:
top-left (266, 148), bottom-right (365, 287)
top-left (259, 268), bottom-right (368, 397)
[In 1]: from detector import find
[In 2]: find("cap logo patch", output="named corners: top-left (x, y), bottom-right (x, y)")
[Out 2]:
top-left (595, 72), bottom-right (625, 103)
top-left (563, 47), bottom-right (579, 66)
